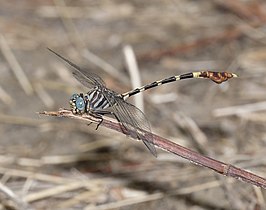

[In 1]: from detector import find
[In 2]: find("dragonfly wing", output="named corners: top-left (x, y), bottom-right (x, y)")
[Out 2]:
top-left (72, 70), bottom-right (106, 89)
top-left (48, 48), bottom-right (105, 89)
top-left (110, 96), bottom-right (157, 157)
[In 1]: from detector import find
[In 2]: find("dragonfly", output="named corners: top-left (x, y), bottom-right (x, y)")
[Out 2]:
top-left (48, 48), bottom-right (237, 157)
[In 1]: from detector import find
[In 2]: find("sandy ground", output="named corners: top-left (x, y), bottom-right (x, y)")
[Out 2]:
top-left (0, 0), bottom-right (266, 209)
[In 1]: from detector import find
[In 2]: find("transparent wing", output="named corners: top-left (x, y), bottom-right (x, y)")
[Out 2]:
top-left (109, 96), bottom-right (157, 157)
top-left (72, 70), bottom-right (106, 89)
top-left (48, 48), bottom-right (106, 89)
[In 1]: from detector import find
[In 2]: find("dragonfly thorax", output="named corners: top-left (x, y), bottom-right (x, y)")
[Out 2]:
top-left (87, 89), bottom-right (112, 111)
top-left (69, 89), bottom-right (115, 114)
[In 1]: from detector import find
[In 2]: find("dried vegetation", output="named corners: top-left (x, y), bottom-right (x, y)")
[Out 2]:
top-left (0, 0), bottom-right (266, 209)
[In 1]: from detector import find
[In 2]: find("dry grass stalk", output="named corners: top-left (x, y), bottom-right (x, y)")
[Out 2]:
top-left (0, 34), bottom-right (34, 95)
top-left (39, 109), bottom-right (266, 189)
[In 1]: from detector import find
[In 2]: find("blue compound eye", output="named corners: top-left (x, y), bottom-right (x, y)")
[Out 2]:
top-left (75, 96), bottom-right (85, 111)
top-left (70, 93), bottom-right (79, 100)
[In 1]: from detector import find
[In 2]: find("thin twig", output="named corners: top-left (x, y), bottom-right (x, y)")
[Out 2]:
top-left (39, 109), bottom-right (266, 189)
top-left (0, 182), bottom-right (31, 210)
top-left (215, 0), bottom-right (266, 22)
top-left (24, 181), bottom-right (92, 202)
top-left (0, 85), bottom-right (13, 105)
top-left (174, 113), bottom-right (242, 209)
top-left (34, 83), bottom-right (55, 108)
top-left (84, 192), bottom-right (164, 210)
top-left (53, 0), bottom-right (122, 78)
top-left (0, 34), bottom-right (34, 95)
top-left (138, 27), bottom-right (242, 61)
top-left (57, 190), bottom-right (103, 209)
top-left (213, 101), bottom-right (266, 117)
top-left (123, 45), bottom-right (144, 111)
top-left (0, 167), bottom-right (74, 184)
top-left (173, 113), bottom-right (207, 149)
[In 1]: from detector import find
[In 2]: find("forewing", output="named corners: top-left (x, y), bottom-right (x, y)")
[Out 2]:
top-left (110, 97), bottom-right (157, 157)
top-left (48, 48), bottom-right (105, 89)
top-left (72, 70), bottom-right (106, 89)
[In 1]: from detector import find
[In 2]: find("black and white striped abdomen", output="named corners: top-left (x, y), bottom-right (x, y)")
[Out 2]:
top-left (87, 89), bottom-right (113, 111)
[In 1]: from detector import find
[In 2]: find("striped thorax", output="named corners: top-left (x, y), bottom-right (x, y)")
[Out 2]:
top-left (69, 87), bottom-right (117, 115)
top-left (87, 88), bottom-right (113, 111)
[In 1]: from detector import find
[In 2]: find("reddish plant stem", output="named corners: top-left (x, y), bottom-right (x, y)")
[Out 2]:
top-left (215, 0), bottom-right (266, 23)
top-left (138, 27), bottom-right (242, 62)
top-left (39, 109), bottom-right (266, 189)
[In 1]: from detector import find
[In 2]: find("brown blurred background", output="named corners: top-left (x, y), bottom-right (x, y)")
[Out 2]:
top-left (0, 0), bottom-right (266, 209)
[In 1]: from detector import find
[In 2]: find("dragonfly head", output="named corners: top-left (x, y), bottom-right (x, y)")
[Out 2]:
top-left (69, 93), bottom-right (87, 114)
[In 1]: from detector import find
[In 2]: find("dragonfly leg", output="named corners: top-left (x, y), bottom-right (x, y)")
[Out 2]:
top-left (90, 110), bottom-right (113, 130)
top-left (87, 122), bottom-right (94, 127)
top-left (87, 121), bottom-right (102, 130)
